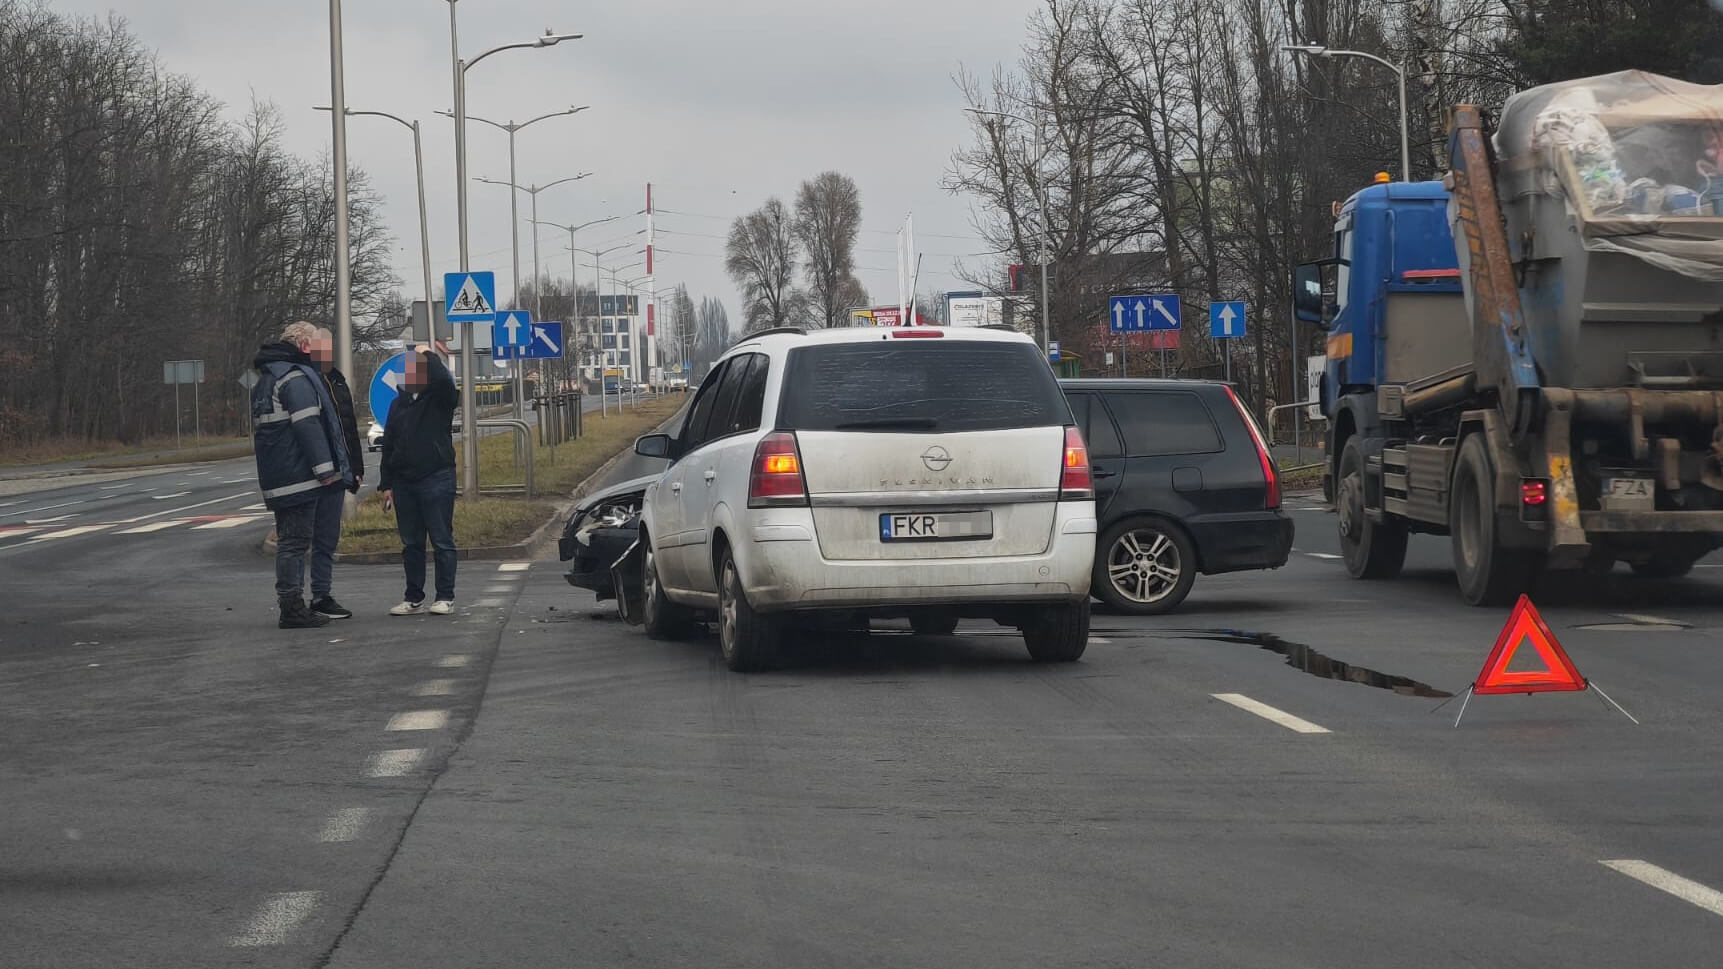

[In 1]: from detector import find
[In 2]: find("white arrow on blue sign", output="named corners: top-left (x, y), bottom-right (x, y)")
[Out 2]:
top-left (1110, 293), bottom-right (1181, 332)
top-left (443, 271), bottom-right (496, 322)
top-left (1210, 301), bottom-right (1246, 339)
top-left (495, 309), bottom-right (531, 348)
top-left (493, 321), bottom-right (565, 360)
top-left (367, 351), bottom-right (410, 426)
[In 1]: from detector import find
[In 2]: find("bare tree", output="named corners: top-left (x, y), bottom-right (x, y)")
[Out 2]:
top-left (725, 198), bottom-right (800, 332)
top-left (793, 172), bottom-right (863, 328)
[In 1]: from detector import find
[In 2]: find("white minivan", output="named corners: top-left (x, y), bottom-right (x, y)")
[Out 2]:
top-left (632, 326), bottom-right (1097, 671)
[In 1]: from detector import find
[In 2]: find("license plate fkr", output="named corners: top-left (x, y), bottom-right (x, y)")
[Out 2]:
top-left (879, 511), bottom-right (992, 542)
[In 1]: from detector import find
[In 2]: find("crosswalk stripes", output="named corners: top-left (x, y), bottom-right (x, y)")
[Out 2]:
top-left (2, 513), bottom-right (273, 545)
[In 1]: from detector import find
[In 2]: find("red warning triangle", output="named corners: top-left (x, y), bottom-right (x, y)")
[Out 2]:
top-left (1472, 595), bottom-right (1587, 695)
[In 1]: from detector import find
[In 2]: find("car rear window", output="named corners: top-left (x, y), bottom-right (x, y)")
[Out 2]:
top-left (778, 341), bottom-right (1071, 432)
top-left (1104, 391), bottom-right (1223, 456)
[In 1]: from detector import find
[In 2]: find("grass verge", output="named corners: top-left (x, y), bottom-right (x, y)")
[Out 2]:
top-left (336, 395), bottom-right (684, 556)
top-left (0, 435), bottom-right (251, 469)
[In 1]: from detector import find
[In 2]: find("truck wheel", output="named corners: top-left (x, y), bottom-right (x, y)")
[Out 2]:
top-left (1450, 434), bottom-right (1541, 606)
top-left (1337, 439), bottom-right (1407, 579)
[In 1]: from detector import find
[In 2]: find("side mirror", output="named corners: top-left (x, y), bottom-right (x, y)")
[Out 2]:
top-left (1293, 263), bottom-right (1328, 327)
top-left (635, 433), bottom-right (675, 460)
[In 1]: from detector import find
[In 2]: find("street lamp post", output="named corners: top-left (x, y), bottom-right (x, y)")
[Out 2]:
top-left (327, 0), bottom-right (354, 384)
top-left (531, 216), bottom-right (619, 379)
top-left (444, 1), bottom-right (579, 499)
top-left (478, 174), bottom-right (592, 320)
top-left (571, 244), bottom-right (632, 395)
top-left (1282, 45), bottom-right (1410, 183)
top-left (315, 107), bottom-right (434, 315)
top-left (965, 107), bottom-right (1051, 356)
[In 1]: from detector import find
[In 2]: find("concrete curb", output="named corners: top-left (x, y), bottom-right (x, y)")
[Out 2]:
top-left (260, 401), bottom-right (687, 565)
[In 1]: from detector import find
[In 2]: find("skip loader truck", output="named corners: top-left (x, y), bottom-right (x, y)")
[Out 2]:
top-left (1296, 71), bottom-right (1723, 604)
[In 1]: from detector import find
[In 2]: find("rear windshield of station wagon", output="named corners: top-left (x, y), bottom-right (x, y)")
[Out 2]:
top-left (777, 341), bottom-right (1073, 433)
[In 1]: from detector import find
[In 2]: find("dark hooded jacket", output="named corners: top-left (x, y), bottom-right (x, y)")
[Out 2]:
top-left (319, 367), bottom-right (365, 491)
top-left (251, 342), bottom-right (354, 509)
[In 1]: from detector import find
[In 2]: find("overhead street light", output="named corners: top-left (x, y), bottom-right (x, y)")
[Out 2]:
top-left (476, 173), bottom-right (592, 321)
top-left (444, 0), bottom-right (581, 498)
top-left (531, 216), bottom-right (620, 342)
top-left (315, 105), bottom-right (435, 318)
top-left (965, 107), bottom-right (1051, 355)
top-left (1282, 44), bottom-right (1410, 183)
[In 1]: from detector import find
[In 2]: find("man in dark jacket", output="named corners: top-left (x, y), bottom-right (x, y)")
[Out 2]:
top-left (305, 326), bottom-right (363, 620)
top-left (378, 343), bottom-right (460, 615)
top-left (252, 321), bottom-right (355, 629)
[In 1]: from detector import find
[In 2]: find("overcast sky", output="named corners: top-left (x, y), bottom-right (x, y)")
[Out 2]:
top-left (57, 0), bottom-right (1040, 320)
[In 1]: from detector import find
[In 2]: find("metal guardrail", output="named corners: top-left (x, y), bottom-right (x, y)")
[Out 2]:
top-left (474, 418), bottom-right (534, 499)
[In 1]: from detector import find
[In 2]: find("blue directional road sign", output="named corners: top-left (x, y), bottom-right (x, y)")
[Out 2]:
top-left (493, 321), bottom-right (565, 361)
top-left (1210, 301), bottom-right (1247, 339)
top-left (368, 351), bottom-right (409, 427)
top-left (1048, 340), bottom-right (1062, 363)
top-left (443, 271), bottom-right (496, 322)
top-left (1109, 293), bottom-right (1181, 332)
top-left (495, 310), bottom-right (531, 348)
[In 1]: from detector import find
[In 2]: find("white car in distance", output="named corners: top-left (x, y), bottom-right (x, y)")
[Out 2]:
top-left (632, 325), bottom-right (1097, 672)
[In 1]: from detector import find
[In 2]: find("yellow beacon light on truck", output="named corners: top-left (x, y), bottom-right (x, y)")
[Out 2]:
top-left (1373, 172), bottom-right (1392, 184)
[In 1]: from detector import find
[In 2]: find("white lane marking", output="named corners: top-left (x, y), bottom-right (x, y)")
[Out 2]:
top-left (317, 807), bottom-right (371, 843)
top-left (186, 470), bottom-right (212, 476)
top-left (386, 709), bottom-right (450, 731)
top-left (27, 525), bottom-right (110, 543)
top-left (192, 515), bottom-right (270, 530)
top-left (471, 597), bottom-right (507, 608)
top-left (151, 492), bottom-right (192, 500)
top-left (435, 654), bottom-right (471, 669)
top-left (497, 562), bottom-right (531, 572)
top-left (483, 584), bottom-right (515, 594)
top-left (1090, 637), bottom-right (1113, 645)
top-left (1305, 552), bottom-right (1342, 560)
top-left (230, 890), bottom-right (321, 946)
top-left (99, 484), bottom-right (130, 491)
top-left (114, 491), bottom-right (251, 524)
top-left (116, 521), bottom-right (182, 535)
top-left (0, 499), bottom-right (84, 518)
top-left (1601, 860), bottom-right (1723, 918)
top-left (220, 476), bottom-right (252, 484)
top-left (364, 748), bottom-right (424, 777)
top-left (244, 502), bottom-right (268, 511)
top-left (1211, 693), bottom-right (1332, 734)
top-left (0, 527), bottom-right (44, 540)
top-left (412, 679), bottom-right (456, 697)
top-left (22, 514), bottom-right (76, 525)
top-left (1616, 613), bottom-right (1683, 627)
top-left (0, 499), bottom-right (24, 506)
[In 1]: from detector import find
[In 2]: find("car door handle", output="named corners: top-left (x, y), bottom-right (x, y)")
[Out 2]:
top-left (1093, 469), bottom-right (1119, 479)
top-left (703, 470), bottom-right (717, 484)
top-left (671, 482), bottom-right (683, 494)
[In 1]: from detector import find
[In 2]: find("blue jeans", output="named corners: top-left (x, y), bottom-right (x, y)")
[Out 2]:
top-left (310, 482), bottom-right (345, 600)
top-left (394, 468), bottom-right (457, 602)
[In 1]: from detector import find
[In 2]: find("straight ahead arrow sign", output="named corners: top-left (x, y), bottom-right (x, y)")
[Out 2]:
top-left (1220, 304), bottom-right (1238, 335)
top-left (1113, 302), bottom-right (1125, 331)
top-left (1135, 300), bottom-right (1147, 330)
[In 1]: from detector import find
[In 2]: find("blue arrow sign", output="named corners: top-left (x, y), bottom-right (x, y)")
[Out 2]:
top-left (367, 351), bottom-right (410, 427)
top-left (495, 309), bottom-right (531, 348)
top-left (493, 321), bottom-right (565, 360)
top-left (1210, 301), bottom-right (1246, 339)
top-left (443, 271), bottom-right (496, 322)
top-left (1110, 293), bottom-right (1181, 332)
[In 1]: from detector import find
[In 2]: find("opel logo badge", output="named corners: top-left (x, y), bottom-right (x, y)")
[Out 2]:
top-left (921, 446), bottom-right (952, 472)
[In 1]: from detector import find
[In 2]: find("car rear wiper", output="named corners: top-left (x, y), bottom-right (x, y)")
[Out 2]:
top-left (831, 418), bottom-right (941, 431)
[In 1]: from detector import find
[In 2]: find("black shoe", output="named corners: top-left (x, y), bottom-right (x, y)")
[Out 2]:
top-left (279, 598), bottom-right (331, 629)
top-left (311, 596), bottom-right (353, 620)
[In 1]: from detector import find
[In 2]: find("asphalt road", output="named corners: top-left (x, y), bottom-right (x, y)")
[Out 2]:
top-left (8, 463), bottom-right (1723, 967)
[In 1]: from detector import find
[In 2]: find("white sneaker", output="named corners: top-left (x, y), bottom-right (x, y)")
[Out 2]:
top-left (428, 600), bottom-right (455, 615)
top-left (390, 600), bottom-right (425, 616)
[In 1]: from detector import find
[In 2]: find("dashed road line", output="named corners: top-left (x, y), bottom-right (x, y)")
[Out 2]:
top-left (1602, 860), bottom-right (1723, 918)
top-left (28, 525), bottom-right (110, 543)
top-left (412, 679), bottom-right (457, 697)
top-left (471, 597), bottom-right (507, 608)
top-left (1211, 693), bottom-right (1332, 734)
top-left (115, 491), bottom-right (252, 523)
top-left (220, 476), bottom-right (253, 484)
top-left (151, 492), bottom-right (192, 500)
top-left (497, 562), bottom-right (531, 572)
top-left (435, 654), bottom-right (471, 669)
top-left (21, 514), bottom-right (77, 525)
top-left (317, 807), bottom-right (371, 843)
top-left (115, 521), bottom-right (181, 534)
top-left (483, 584), bottom-right (515, 594)
top-left (230, 890), bottom-right (321, 947)
top-left (192, 515), bottom-right (269, 530)
top-left (365, 748), bottom-right (425, 778)
top-left (1, 499), bottom-right (84, 518)
top-left (386, 710), bottom-right (450, 731)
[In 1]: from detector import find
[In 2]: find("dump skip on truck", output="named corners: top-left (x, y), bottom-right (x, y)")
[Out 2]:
top-left (1296, 71), bottom-right (1723, 605)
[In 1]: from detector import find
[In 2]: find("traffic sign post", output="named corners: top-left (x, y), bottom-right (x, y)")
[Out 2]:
top-left (162, 359), bottom-right (205, 449)
top-left (1210, 302), bottom-right (1246, 383)
top-left (1048, 340), bottom-right (1061, 364)
top-left (1109, 293), bottom-right (1181, 332)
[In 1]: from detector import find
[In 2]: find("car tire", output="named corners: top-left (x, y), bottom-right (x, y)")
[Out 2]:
top-left (910, 615), bottom-right (960, 637)
top-left (717, 549), bottom-right (777, 672)
top-left (1092, 517), bottom-right (1198, 615)
top-left (1023, 600), bottom-right (1089, 663)
top-left (1450, 433), bottom-right (1542, 606)
top-left (641, 541), bottom-right (696, 641)
top-left (1337, 438), bottom-right (1408, 579)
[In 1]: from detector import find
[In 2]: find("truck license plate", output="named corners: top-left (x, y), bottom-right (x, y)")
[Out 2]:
top-left (1602, 477), bottom-right (1654, 510)
top-left (880, 511), bottom-right (993, 542)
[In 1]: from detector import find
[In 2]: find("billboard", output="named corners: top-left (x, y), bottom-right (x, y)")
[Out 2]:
top-left (944, 291), bottom-right (1005, 328)
top-left (849, 306), bottom-right (932, 327)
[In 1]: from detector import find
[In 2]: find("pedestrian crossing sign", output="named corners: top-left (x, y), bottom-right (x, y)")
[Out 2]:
top-left (444, 271), bottom-right (496, 322)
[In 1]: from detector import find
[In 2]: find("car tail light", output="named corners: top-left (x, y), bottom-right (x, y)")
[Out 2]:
top-left (748, 431), bottom-right (809, 508)
top-left (1225, 386), bottom-right (1280, 509)
top-left (1061, 426), bottom-right (1093, 499)
top-left (889, 328), bottom-right (943, 338)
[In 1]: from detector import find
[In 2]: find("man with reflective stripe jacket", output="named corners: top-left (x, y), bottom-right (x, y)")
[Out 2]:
top-left (251, 321), bottom-right (355, 629)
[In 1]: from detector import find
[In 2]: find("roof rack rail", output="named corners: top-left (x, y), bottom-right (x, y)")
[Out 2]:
top-left (978, 324), bottom-right (1021, 332)
top-left (739, 326), bottom-right (807, 340)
